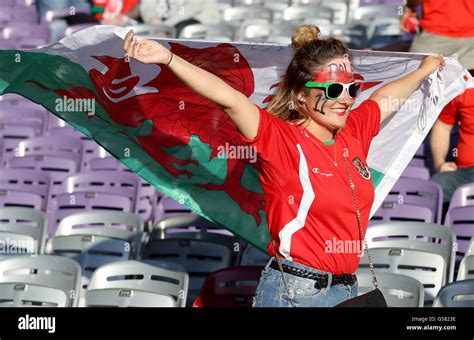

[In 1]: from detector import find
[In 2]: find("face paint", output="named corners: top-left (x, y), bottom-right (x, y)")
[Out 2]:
top-left (312, 59), bottom-right (354, 84)
top-left (313, 92), bottom-right (327, 115)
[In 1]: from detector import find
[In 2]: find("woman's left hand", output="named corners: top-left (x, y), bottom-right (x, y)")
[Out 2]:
top-left (418, 54), bottom-right (446, 78)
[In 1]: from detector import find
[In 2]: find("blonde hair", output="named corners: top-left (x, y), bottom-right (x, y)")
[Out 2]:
top-left (267, 25), bottom-right (352, 124)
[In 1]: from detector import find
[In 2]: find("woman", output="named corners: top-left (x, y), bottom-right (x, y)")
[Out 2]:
top-left (123, 25), bottom-right (444, 307)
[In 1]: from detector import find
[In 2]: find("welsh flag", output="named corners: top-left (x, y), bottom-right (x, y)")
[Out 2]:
top-left (0, 26), bottom-right (471, 251)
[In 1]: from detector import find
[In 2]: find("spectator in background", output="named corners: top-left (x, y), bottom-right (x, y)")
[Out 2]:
top-left (401, 0), bottom-right (474, 206)
top-left (430, 71), bottom-right (474, 204)
top-left (401, 0), bottom-right (474, 70)
top-left (93, 0), bottom-right (141, 25)
top-left (139, 0), bottom-right (220, 36)
top-left (37, 0), bottom-right (92, 41)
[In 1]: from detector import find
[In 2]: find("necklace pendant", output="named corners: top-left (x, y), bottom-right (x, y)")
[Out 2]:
top-left (334, 162), bottom-right (338, 167)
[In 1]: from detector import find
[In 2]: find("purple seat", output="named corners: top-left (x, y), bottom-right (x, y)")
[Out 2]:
top-left (0, 189), bottom-right (43, 210)
top-left (0, 39), bottom-right (17, 49)
top-left (153, 195), bottom-right (193, 224)
top-left (0, 168), bottom-right (50, 210)
top-left (60, 171), bottom-right (140, 212)
top-left (0, 105), bottom-right (48, 135)
top-left (15, 37), bottom-right (47, 49)
top-left (6, 154), bottom-right (78, 199)
top-left (17, 135), bottom-right (83, 167)
top-left (401, 165), bottom-right (430, 180)
top-left (47, 126), bottom-right (104, 170)
top-left (387, 177), bottom-right (443, 223)
top-left (48, 191), bottom-right (133, 239)
top-left (448, 183), bottom-right (474, 211)
top-left (2, 23), bottom-right (50, 43)
top-left (370, 202), bottom-right (434, 225)
top-left (90, 157), bottom-right (158, 223)
top-left (42, 7), bottom-right (91, 23)
top-left (0, 124), bottom-right (36, 166)
top-left (445, 206), bottom-right (474, 263)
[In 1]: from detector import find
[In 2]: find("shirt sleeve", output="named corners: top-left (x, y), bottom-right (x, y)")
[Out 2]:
top-left (438, 97), bottom-right (459, 125)
top-left (344, 99), bottom-right (381, 157)
top-left (239, 105), bottom-right (287, 181)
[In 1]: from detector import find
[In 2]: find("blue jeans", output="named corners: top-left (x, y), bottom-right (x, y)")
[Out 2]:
top-left (252, 259), bottom-right (358, 307)
top-left (430, 166), bottom-right (474, 203)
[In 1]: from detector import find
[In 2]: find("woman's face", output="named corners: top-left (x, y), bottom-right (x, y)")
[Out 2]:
top-left (298, 57), bottom-right (357, 132)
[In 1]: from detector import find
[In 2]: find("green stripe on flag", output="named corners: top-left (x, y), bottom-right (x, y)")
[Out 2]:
top-left (370, 168), bottom-right (384, 189)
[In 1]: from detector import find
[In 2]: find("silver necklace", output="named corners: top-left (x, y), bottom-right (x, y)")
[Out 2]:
top-left (301, 128), bottom-right (338, 167)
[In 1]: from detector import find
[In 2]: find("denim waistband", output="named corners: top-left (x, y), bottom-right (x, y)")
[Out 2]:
top-left (265, 257), bottom-right (356, 288)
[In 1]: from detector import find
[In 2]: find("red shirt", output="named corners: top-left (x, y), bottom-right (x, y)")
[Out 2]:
top-left (421, 0), bottom-right (474, 38)
top-left (240, 100), bottom-right (381, 274)
top-left (438, 87), bottom-right (474, 168)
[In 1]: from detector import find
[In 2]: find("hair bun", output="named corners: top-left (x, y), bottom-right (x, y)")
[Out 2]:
top-left (291, 25), bottom-right (321, 52)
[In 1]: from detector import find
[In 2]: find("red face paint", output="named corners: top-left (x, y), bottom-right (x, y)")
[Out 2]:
top-left (311, 60), bottom-right (354, 84)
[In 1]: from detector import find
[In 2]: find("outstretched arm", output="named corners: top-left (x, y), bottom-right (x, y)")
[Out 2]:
top-left (369, 55), bottom-right (445, 124)
top-left (430, 119), bottom-right (457, 172)
top-left (123, 30), bottom-right (260, 139)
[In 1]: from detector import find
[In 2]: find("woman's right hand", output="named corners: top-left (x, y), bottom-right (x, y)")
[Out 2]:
top-left (123, 30), bottom-right (172, 64)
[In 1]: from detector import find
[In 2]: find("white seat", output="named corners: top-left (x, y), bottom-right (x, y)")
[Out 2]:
top-left (0, 255), bottom-right (81, 307)
top-left (457, 255), bottom-right (474, 281)
top-left (85, 260), bottom-right (189, 307)
top-left (358, 247), bottom-right (448, 305)
top-left (355, 271), bottom-right (425, 307)
top-left (0, 207), bottom-right (47, 257)
top-left (365, 222), bottom-right (456, 283)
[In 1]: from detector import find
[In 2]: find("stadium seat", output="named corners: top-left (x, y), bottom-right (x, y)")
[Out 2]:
top-left (350, 4), bottom-right (400, 21)
top-left (370, 202), bottom-right (434, 224)
top-left (7, 154), bottom-right (78, 200)
top-left (0, 207), bottom-right (47, 257)
top-left (235, 19), bottom-right (272, 42)
top-left (0, 189), bottom-right (43, 210)
top-left (16, 135), bottom-right (84, 167)
top-left (48, 211), bottom-right (144, 289)
top-left (89, 157), bottom-right (157, 225)
top-left (445, 206), bottom-right (474, 263)
top-left (153, 213), bottom-right (232, 238)
top-left (0, 255), bottom-right (81, 307)
top-left (223, 6), bottom-right (273, 26)
top-left (0, 105), bottom-right (48, 136)
top-left (2, 23), bottom-right (51, 43)
top-left (179, 24), bottom-right (235, 41)
top-left (282, 5), bottom-right (333, 23)
top-left (240, 244), bottom-right (270, 266)
top-left (85, 260), bottom-right (188, 307)
top-left (153, 195), bottom-right (193, 225)
top-left (386, 177), bottom-right (443, 223)
top-left (142, 231), bottom-right (237, 306)
top-left (400, 165), bottom-right (430, 180)
top-left (0, 124), bottom-right (36, 166)
top-left (0, 168), bottom-right (51, 210)
top-left (448, 183), bottom-right (474, 210)
top-left (457, 253), bottom-right (474, 281)
top-left (48, 191), bottom-right (133, 239)
top-left (61, 170), bottom-right (140, 213)
top-left (355, 271), bottom-right (424, 307)
top-left (365, 222), bottom-right (457, 283)
top-left (433, 280), bottom-right (474, 307)
top-left (193, 266), bottom-right (263, 307)
top-left (358, 247), bottom-right (448, 305)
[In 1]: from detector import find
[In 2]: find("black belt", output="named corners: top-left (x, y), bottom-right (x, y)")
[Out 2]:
top-left (269, 261), bottom-right (357, 289)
